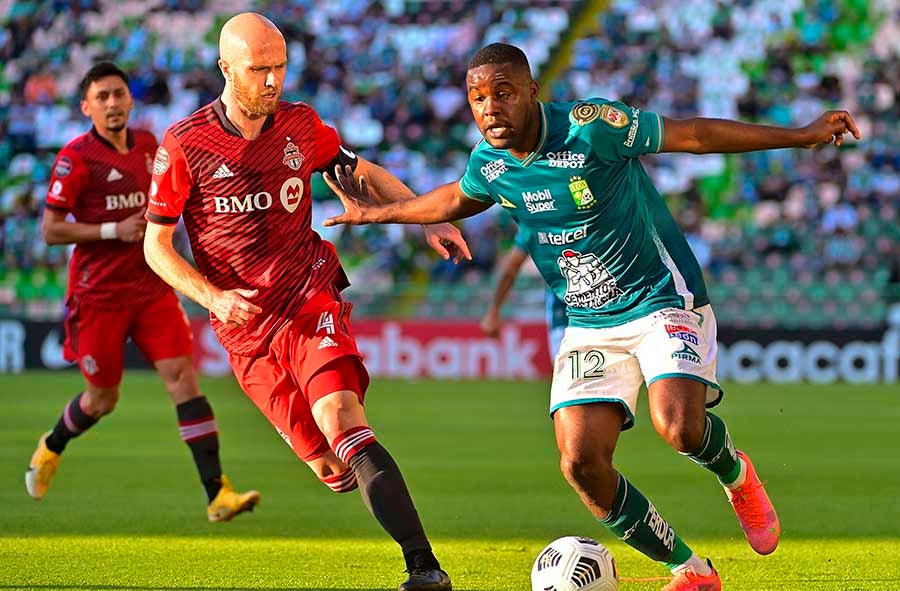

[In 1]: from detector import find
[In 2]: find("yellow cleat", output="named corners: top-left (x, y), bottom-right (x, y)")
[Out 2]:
top-left (207, 475), bottom-right (261, 523)
top-left (26, 432), bottom-right (60, 500)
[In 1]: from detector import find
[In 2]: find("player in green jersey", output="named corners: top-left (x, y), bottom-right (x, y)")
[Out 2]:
top-left (323, 43), bottom-right (860, 591)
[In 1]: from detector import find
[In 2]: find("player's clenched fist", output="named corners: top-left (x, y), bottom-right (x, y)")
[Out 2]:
top-left (117, 208), bottom-right (148, 242)
top-left (209, 288), bottom-right (262, 326)
top-left (800, 110), bottom-right (861, 148)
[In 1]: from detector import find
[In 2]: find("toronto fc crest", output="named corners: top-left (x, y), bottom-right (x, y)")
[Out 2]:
top-left (283, 137), bottom-right (305, 171)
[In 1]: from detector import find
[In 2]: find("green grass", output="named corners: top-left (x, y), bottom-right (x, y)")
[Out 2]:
top-left (1, 372), bottom-right (899, 590)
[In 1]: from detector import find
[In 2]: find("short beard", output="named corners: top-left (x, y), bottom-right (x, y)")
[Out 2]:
top-left (231, 73), bottom-right (278, 119)
top-left (106, 122), bottom-right (126, 133)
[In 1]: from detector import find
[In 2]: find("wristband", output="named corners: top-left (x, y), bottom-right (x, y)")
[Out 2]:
top-left (100, 222), bottom-right (117, 240)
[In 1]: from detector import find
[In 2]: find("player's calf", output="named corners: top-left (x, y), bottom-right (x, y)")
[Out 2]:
top-left (44, 392), bottom-right (102, 455)
top-left (333, 426), bottom-right (449, 588)
top-left (176, 397), bottom-right (224, 501)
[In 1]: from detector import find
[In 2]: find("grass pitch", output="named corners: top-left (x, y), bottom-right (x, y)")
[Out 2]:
top-left (1, 371), bottom-right (898, 590)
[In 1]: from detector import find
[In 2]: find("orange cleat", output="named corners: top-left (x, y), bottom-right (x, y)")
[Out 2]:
top-left (662, 560), bottom-right (721, 591)
top-left (725, 450), bottom-right (781, 555)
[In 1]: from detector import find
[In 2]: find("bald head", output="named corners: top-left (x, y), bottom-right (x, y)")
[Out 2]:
top-left (218, 12), bottom-right (288, 121)
top-left (219, 12), bottom-right (285, 64)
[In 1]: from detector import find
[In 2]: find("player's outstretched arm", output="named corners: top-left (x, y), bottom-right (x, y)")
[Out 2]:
top-left (143, 222), bottom-right (261, 326)
top-left (662, 110), bottom-right (861, 154)
top-left (323, 165), bottom-right (491, 226)
top-left (351, 157), bottom-right (472, 263)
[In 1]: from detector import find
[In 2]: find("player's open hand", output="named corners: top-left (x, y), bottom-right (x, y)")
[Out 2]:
top-left (323, 164), bottom-right (371, 226)
top-left (117, 208), bottom-right (148, 242)
top-left (800, 110), bottom-right (861, 148)
top-left (422, 223), bottom-right (472, 263)
top-left (209, 288), bottom-right (262, 326)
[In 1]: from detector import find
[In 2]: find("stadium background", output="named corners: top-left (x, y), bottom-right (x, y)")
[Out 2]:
top-left (1, 1), bottom-right (899, 590)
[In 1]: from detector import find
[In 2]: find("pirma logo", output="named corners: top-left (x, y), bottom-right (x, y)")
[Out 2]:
top-left (672, 343), bottom-right (701, 364)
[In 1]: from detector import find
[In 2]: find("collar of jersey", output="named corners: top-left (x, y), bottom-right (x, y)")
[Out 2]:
top-left (505, 101), bottom-right (547, 168)
top-left (213, 97), bottom-right (276, 138)
top-left (91, 126), bottom-right (135, 151)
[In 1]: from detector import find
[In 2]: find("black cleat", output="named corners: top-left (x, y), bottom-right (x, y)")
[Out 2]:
top-left (399, 567), bottom-right (452, 591)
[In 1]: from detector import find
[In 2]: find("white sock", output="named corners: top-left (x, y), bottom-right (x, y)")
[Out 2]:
top-left (722, 457), bottom-right (747, 490)
top-left (672, 553), bottom-right (712, 576)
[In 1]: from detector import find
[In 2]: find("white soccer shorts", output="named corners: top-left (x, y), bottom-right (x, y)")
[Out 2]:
top-left (550, 304), bottom-right (723, 429)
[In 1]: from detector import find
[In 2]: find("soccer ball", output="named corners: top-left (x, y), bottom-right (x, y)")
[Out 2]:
top-left (531, 536), bottom-right (618, 591)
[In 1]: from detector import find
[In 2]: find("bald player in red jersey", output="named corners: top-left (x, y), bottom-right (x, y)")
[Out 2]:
top-left (143, 13), bottom-right (463, 591)
top-left (26, 62), bottom-right (260, 524)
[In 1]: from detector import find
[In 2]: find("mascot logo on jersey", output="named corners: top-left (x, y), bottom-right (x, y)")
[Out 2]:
top-left (283, 138), bottom-right (305, 171)
top-left (557, 249), bottom-right (624, 308)
top-left (280, 177), bottom-right (304, 213)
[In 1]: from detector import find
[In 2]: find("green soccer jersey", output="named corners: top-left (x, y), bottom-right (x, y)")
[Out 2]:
top-left (460, 98), bottom-right (708, 329)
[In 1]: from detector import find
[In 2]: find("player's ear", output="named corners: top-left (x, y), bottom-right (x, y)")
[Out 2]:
top-left (218, 58), bottom-right (230, 81)
top-left (80, 98), bottom-right (90, 118)
top-left (530, 79), bottom-right (539, 100)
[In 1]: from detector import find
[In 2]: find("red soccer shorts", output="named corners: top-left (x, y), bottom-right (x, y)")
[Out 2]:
top-left (63, 289), bottom-right (194, 387)
top-left (228, 289), bottom-right (370, 462)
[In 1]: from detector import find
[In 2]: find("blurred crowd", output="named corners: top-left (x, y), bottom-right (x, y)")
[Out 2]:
top-left (0, 0), bottom-right (896, 328)
top-left (552, 0), bottom-right (899, 327)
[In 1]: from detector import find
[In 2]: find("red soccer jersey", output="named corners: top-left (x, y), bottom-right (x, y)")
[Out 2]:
top-left (148, 100), bottom-right (350, 356)
top-left (46, 128), bottom-right (171, 306)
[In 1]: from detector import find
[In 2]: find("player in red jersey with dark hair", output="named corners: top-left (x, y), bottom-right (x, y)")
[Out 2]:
top-left (143, 13), bottom-right (464, 591)
top-left (26, 61), bottom-right (260, 524)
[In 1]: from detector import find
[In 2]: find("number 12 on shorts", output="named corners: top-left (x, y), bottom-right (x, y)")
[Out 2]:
top-left (568, 349), bottom-right (606, 380)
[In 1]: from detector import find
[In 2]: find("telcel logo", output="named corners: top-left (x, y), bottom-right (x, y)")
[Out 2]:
top-left (537, 225), bottom-right (588, 245)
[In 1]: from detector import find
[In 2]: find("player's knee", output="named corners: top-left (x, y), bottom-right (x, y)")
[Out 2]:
top-left (658, 421), bottom-right (704, 454)
top-left (82, 387), bottom-right (119, 416)
top-left (312, 391), bottom-right (365, 440)
top-left (559, 450), bottom-right (615, 492)
top-left (156, 357), bottom-right (199, 401)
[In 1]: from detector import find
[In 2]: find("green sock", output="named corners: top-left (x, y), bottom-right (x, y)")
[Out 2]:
top-left (684, 413), bottom-right (741, 484)
top-left (601, 474), bottom-right (693, 569)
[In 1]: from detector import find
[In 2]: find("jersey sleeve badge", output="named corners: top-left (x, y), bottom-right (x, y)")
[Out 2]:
top-left (598, 104), bottom-right (629, 128)
top-left (153, 147), bottom-right (170, 176)
top-left (571, 103), bottom-right (602, 126)
top-left (54, 156), bottom-right (73, 178)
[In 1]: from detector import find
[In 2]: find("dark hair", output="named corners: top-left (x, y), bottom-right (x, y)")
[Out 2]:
top-left (79, 62), bottom-right (130, 98)
top-left (467, 43), bottom-right (531, 74)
